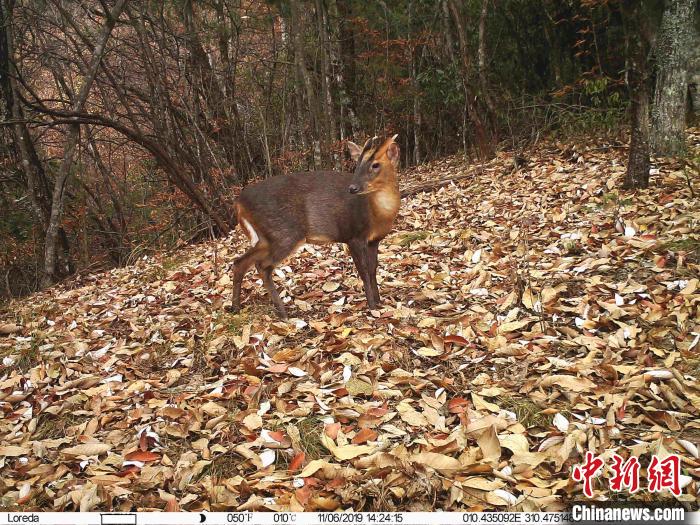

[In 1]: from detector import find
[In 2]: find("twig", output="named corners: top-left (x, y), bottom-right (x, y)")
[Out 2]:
top-left (682, 158), bottom-right (696, 198)
top-left (400, 164), bottom-right (483, 198)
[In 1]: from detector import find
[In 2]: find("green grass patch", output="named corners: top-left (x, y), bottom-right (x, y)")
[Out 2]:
top-left (394, 231), bottom-right (430, 247)
top-left (161, 253), bottom-right (189, 272)
top-left (217, 305), bottom-right (275, 336)
top-left (140, 253), bottom-right (189, 283)
top-left (33, 411), bottom-right (92, 440)
top-left (218, 309), bottom-right (255, 336)
top-left (4, 345), bottom-right (40, 373)
top-left (0, 331), bottom-right (45, 373)
top-left (206, 451), bottom-right (244, 481)
top-left (295, 416), bottom-right (327, 460)
top-left (660, 237), bottom-right (700, 263)
top-left (680, 357), bottom-right (700, 378)
top-left (562, 240), bottom-right (584, 256)
top-left (134, 342), bottom-right (176, 373)
top-left (498, 396), bottom-right (555, 429)
top-left (268, 416), bottom-right (328, 463)
top-left (599, 192), bottom-right (633, 208)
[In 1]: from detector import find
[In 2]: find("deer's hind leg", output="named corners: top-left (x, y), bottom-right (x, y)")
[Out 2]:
top-left (254, 234), bottom-right (304, 320)
top-left (256, 263), bottom-right (287, 320)
top-left (230, 242), bottom-right (268, 313)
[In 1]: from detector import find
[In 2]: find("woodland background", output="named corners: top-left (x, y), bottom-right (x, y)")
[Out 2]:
top-left (1, 0), bottom-right (699, 298)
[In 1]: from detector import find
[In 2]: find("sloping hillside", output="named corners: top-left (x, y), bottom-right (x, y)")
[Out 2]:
top-left (1, 133), bottom-right (699, 511)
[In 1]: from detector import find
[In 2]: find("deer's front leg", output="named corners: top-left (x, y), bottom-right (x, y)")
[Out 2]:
top-left (348, 239), bottom-right (377, 309)
top-left (367, 240), bottom-right (380, 306)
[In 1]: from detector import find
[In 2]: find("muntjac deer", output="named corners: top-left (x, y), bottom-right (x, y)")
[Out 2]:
top-left (230, 135), bottom-right (401, 319)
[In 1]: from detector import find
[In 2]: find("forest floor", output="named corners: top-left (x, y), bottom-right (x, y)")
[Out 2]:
top-left (1, 131), bottom-right (699, 512)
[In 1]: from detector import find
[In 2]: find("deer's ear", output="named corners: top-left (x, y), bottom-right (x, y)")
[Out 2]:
top-left (347, 141), bottom-right (363, 162)
top-left (386, 135), bottom-right (400, 167)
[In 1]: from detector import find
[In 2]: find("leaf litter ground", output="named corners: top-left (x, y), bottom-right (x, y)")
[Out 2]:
top-left (1, 132), bottom-right (699, 512)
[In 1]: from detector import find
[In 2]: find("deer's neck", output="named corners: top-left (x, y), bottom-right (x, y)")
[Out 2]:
top-left (367, 176), bottom-right (400, 241)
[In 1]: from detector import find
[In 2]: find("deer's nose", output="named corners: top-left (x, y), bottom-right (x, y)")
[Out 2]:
top-left (348, 184), bottom-right (360, 194)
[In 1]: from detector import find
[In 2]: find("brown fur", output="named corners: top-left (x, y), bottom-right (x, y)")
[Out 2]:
top-left (230, 137), bottom-right (401, 319)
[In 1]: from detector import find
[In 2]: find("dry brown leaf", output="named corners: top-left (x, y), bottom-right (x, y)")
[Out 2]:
top-left (0, 323), bottom-right (20, 336)
top-left (412, 452), bottom-right (462, 473)
top-left (0, 445), bottom-right (30, 456)
top-left (321, 434), bottom-right (375, 460)
top-left (538, 374), bottom-right (596, 392)
top-left (62, 443), bottom-right (112, 456)
top-left (475, 425), bottom-right (501, 462)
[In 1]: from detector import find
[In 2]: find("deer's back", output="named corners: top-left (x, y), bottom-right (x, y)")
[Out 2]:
top-left (238, 171), bottom-right (371, 243)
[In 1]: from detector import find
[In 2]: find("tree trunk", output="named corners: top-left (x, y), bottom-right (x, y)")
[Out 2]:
top-left (625, 77), bottom-right (651, 189)
top-left (477, 0), bottom-right (496, 126)
top-left (42, 0), bottom-right (127, 286)
top-left (331, 0), bottom-right (360, 140)
top-left (622, 1), bottom-right (654, 189)
top-left (411, 52), bottom-right (421, 165)
top-left (447, 0), bottom-right (491, 158)
top-left (441, 0), bottom-right (456, 64)
top-left (1, 0), bottom-right (68, 264)
top-left (689, 29), bottom-right (700, 118)
top-left (3, 0), bottom-right (45, 228)
top-left (650, 0), bottom-right (695, 156)
top-left (409, 1), bottom-right (421, 165)
top-left (180, 0), bottom-right (254, 180)
top-left (289, 0), bottom-right (321, 168)
top-left (315, 0), bottom-right (337, 166)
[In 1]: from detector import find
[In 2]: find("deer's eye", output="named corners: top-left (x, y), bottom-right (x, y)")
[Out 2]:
top-left (371, 162), bottom-right (381, 171)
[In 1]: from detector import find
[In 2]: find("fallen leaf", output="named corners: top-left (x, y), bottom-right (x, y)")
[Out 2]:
top-left (62, 443), bottom-right (112, 456)
top-left (124, 450), bottom-right (160, 462)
